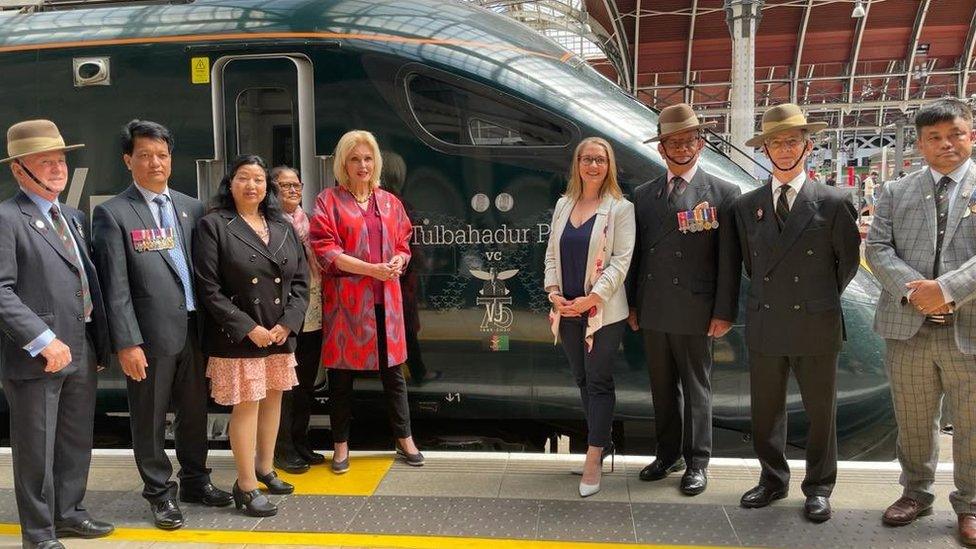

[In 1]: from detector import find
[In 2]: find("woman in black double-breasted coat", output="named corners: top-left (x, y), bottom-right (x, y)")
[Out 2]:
top-left (193, 155), bottom-right (308, 518)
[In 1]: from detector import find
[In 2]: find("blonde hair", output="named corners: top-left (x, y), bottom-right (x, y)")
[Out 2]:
top-left (564, 137), bottom-right (622, 200)
top-left (333, 130), bottom-right (383, 190)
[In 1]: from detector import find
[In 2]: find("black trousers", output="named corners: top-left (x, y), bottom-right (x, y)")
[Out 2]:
top-left (643, 329), bottom-right (713, 468)
top-left (328, 305), bottom-right (412, 442)
top-left (126, 315), bottom-right (210, 503)
top-left (558, 317), bottom-right (625, 448)
top-left (277, 328), bottom-right (324, 455)
top-left (6, 333), bottom-right (97, 544)
top-left (749, 350), bottom-right (838, 497)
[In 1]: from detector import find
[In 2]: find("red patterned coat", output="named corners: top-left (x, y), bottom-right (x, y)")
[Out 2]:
top-left (309, 186), bottom-right (412, 370)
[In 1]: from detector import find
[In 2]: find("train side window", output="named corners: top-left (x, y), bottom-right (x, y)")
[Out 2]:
top-left (236, 87), bottom-right (295, 167)
top-left (406, 73), bottom-right (570, 147)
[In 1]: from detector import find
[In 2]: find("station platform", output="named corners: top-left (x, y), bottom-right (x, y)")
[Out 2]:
top-left (0, 448), bottom-right (964, 548)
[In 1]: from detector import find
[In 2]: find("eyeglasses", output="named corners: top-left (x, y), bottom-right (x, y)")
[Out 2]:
top-left (578, 156), bottom-right (608, 166)
top-left (661, 138), bottom-right (700, 151)
top-left (278, 183), bottom-right (303, 191)
top-left (765, 138), bottom-right (806, 151)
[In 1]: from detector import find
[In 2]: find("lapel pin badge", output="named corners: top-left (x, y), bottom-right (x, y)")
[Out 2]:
top-left (756, 208), bottom-right (763, 221)
top-left (34, 219), bottom-right (45, 229)
top-left (181, 211), bottom-right (188, 218)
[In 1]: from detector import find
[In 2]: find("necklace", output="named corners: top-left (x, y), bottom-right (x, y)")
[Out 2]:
top-left (242, 213), bottom-right (269, 239)
top-left (349, 187), bottom-right (372, 204)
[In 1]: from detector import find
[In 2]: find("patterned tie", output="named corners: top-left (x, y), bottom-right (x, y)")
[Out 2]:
top-left (668, 176), bottom-right (686, 210)
top-left (49, 205), bottom-right (93, 319)
top-left (933, 175), bottom-right (953, 277)
top-left (775, 185), bottom-right (791, 231)
top-left (152, 195), bottom-right (195, 311)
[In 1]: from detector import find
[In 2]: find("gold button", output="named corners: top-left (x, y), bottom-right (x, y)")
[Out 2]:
top-left (251, 277), bottom-right (258, 284)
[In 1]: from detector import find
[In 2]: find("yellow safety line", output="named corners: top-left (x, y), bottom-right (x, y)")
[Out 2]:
top-left (0, 524), bottom-right (738, 549)
top-left (275, 456), bottom-right (393, 496)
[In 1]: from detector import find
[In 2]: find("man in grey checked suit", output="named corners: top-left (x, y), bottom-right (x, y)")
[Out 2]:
top-left (0, 120), bottom-right (114, 549)
top-left (865, 98), bottom-right (976, 545)
top-left (732, 103), bottom-right (861, 523)
top-left (91, 120), bottom-right (232, 530)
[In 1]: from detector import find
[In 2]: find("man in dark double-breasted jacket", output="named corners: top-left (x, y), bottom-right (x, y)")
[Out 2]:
top-left (91, 120), bottom-right (232, 530)
top-left (732, 103), bottom-right (860, 523)
top-left (0, 120), bottom-right (114, 549)
top-left (626, 103), bottom-right (741, 496)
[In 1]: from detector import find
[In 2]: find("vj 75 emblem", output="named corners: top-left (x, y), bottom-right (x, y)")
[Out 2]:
top-left (470, 268), bottom-right (518, 331)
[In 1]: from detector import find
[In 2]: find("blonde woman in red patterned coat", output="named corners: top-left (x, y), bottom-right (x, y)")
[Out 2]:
top-left (308, 130), bottom-right (423, 473)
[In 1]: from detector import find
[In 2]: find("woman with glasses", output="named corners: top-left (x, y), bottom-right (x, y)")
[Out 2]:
top-left (544, 137), bottom-right (635, 497)
top-left (271, 166), bottom-right (327, 474)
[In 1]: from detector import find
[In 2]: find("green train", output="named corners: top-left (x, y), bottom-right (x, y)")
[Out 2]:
top-left (0, 0), bottom-right (893, 457)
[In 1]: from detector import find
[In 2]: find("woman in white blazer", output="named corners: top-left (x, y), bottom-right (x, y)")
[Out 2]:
top-left (544, 137), bottom-right (635, 497)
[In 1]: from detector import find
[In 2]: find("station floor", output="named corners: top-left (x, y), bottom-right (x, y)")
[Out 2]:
top-left (0, 442), bottom-right (966, 549)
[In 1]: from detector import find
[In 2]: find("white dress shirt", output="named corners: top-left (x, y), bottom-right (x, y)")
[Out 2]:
top-left (770, 172), bottom-right (807, 210)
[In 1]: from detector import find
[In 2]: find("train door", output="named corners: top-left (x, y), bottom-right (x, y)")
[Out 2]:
top-left (196, 54), bottom-right (324, 207)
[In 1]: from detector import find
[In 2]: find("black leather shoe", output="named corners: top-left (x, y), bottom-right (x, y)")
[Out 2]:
top-left (24, 540), bottom-right (65, 549)
top-left (297, 446), bottom-right (326, 465)
top-left (740, 485), bottom-right (788, 508)
top-left (232, 481), bottom-right (277, 517)
top-left (274, 452), bottom-right (311, 474)
top-left (256, 469), bottom-right (294, 495)
top-left (150, 499), bottom-right (185, 530)
top-left (639, 457), bottom-right (685, 481)
top-left (805, 495), bottom-right (832, 522)
top-left (54, 518), bottom-right (114, 538)
top-left (179, 482), bottom-right (233, 507)
top-left (680, 468), bottom-right (708, 496)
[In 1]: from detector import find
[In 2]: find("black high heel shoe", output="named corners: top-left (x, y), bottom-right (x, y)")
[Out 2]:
top-left (255, 469), bottom-right (294, 495)
top-left (232, 481), bottom-right (277, 517)
top-left (571, 442), bottom-right (615, 475)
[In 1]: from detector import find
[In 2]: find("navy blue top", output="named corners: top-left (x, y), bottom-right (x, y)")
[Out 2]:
top-left (559, 215), bottom-right (595, 300)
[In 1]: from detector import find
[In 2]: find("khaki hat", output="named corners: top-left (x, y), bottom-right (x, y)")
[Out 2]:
top-left (2, 119), bottom-right (84, 164)
top-left (644, 103), bottom-right (716, 143)
top-left (746, 103), bottom-right (828, 148)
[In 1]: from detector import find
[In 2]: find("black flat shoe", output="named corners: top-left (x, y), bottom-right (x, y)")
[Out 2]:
top-left (805, 495), bottom-right (832, 522)
top-left (740, 484), bottom-right (788, 508)
top-left (639, 457), bottom-right (685, 481)
top-left (297, 446), bottom-right (326, 465)
top-left (232, 481), bottom-right (277, 517)
top-left (395, 443), bottom-right (425, 466)
top-left (150, 499), bottom-right (184, 530)
top-left (179, 482), bottom-right (234, 507)
top-left (274, 452), bottom-right (311, 474)
top-left (255, 469), bottom-right (294, 495)
top-left (54, 518), bottom-right (114, 539)
top-left (25, 540), bottom-right (65, 549)
top-left (680, 468), bottom-right (708, 496)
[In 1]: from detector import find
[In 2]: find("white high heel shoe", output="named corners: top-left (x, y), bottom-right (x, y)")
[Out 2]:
top-left (579, 479), bottom-right (601, 497)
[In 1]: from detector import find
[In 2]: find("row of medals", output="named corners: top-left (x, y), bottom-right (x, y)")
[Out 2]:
top-left (678, 206), bottom-right (719, 233)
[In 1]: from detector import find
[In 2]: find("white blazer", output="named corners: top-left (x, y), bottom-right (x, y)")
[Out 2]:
top-left (544, 194), bottom-right (636, 325)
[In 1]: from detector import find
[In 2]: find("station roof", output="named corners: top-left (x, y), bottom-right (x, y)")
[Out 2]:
top-left (583, 0), bottom-right (976, 133)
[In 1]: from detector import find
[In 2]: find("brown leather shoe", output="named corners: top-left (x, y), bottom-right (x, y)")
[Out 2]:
top-left (960, 513), bottom-right (976, 546)
top-left (882, 496), bottom-right (933, 526)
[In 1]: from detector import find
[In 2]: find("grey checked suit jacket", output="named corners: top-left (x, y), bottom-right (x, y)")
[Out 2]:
top-left (865, 164), bottom-right (976, 354)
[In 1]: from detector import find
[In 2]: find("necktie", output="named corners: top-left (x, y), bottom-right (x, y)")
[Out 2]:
top-left (668, 176), bottom-right (686, 209)
top-left (775, 185), bottom-right (791, 231)
top-left (49, 205), bottom-right (93, 319)
top-left (933, 175), bottom-right (953, 277)
top-left (152, 195), bottom-right (196, 311)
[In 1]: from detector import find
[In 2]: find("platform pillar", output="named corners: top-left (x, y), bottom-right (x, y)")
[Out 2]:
top-left (725, 0), bottom-right (763, 173)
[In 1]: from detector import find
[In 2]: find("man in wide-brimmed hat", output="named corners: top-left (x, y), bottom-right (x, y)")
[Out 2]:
top-left (626, 103), bottom-right (742, 495)
top-left (0, 119), bottom-right (114, 548)
top-left (732, 103), bottom-right (860, 522)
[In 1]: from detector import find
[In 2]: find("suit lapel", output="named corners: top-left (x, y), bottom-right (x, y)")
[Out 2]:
top-left (943, 164), bottom-right (976, 248)
top-left (757, 183), bottom-right (778, 255)
top-left (170, 191), bottom-right (194, 253)
top-left (226, 210), bottom-right (278, 264)
top-left (583, 195), bottom-right (613, 291)
top-left (16, 192), bottom-right (76, 269)
top-left (648, 176), bottom-right (676, 247)
top-left (917, 172), bottom-right (938, 250)
top-left (764, 179), bottom-right (818, 275)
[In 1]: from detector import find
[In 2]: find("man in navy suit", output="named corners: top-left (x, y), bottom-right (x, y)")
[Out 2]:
top-left (0, 120), bottom-right (114, 549)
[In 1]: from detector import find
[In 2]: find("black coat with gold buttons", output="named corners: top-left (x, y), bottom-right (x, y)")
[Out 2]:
top-left (193, 208), bottom-right (309, 358)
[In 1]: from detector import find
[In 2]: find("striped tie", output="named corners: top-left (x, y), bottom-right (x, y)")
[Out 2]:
top-left (152, 195), bottom-right (196, 311)
top-left (49, 205), bottom-right (93, 319)
top-left (775, 185), bottom-right (791, 231)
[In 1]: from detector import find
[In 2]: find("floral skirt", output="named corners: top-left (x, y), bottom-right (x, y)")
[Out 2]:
top-left (207, 353), bottom-right (299, 406)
